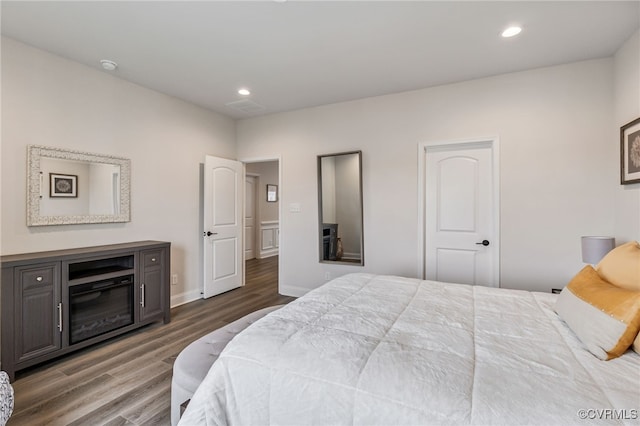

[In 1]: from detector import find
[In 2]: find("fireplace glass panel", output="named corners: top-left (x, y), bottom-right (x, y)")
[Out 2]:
top-left (69, 275), bottom-right (134, 345)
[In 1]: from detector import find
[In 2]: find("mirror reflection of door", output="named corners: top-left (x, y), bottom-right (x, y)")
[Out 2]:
top-left (318, 151), bottom-right (364, 265)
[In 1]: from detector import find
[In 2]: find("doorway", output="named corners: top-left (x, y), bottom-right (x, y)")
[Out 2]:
top-left (243, 158), bottom-right (281, 293)
top-left (201, 156), bottom-right (281, 299)
top-left (418, 138), bottom-right (500, 287)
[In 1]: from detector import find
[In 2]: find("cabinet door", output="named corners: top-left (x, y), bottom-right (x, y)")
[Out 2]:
top-left (139, 249), bottom-right (165, 321)
top-left (15, 263), bottom-right (61, 363)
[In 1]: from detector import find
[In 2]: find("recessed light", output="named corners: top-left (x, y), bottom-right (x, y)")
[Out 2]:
top-left (100, 59), bottom-right (118, 71)
top-left (501, 26), bottom-right (522, 38)
top-left (238, 88), bottom-right (251, 96)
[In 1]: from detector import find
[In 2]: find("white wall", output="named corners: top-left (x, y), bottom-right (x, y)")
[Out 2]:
top-left (1, 37), bottom-right (237, 306)
top-left (613, 30), bottom-right (640, 242)
top-left (237, 58), bottom-right (616, 295)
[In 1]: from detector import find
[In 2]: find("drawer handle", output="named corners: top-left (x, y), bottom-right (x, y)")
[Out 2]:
top-left (151, 258), bottom-right (156, 262)
top-left (36, 276), bottom-right (43, 282)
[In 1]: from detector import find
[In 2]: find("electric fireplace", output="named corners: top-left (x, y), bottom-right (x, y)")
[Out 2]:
top-left (69, 275), bottom-right (134, 344)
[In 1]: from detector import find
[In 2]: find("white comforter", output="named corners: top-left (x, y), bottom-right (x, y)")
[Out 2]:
top-left (179, 273), bottom-right (640, 425)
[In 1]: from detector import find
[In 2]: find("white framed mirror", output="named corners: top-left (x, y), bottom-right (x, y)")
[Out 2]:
top-left (318, 151), bottom-right (364, 265)
top-left (27, 145), bottom-right (131, 226)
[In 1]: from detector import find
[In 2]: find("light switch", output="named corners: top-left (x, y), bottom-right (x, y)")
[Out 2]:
top-left (289, 203), bottom-right (301, 213)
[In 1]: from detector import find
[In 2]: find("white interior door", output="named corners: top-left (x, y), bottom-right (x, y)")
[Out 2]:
top-left (244, 175), bottom-right (256, 260)
top-left (424, 140), bottom-right (499, 287)
top-left (203, 155), bottom-right (244, 298)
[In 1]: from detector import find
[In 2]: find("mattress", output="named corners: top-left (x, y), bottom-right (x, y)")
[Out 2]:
top-left (179, 273), bottom-right (640, 425)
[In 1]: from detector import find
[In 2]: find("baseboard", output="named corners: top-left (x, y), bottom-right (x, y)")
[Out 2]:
top-left (170, 289), bottom-right (202, 308)
top-left (258, 249), bottom-right (279, 259)
top-left (279, 284), bottom-right (310, 298)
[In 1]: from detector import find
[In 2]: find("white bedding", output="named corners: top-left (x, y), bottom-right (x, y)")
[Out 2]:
top-left (179, 273), bottom-right (640, 425)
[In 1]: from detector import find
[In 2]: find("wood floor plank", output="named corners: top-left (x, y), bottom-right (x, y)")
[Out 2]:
top-left (67, 370), bottom-right (173, 426)
top-left (139, 407), bottom-right (171, 426)
top-left (48, 364), bottom-right (172, 426)
top-left (8, 256), bottom-right (292, 425)
top-left (119, 378), bottom-right (171, 424)
top-left (8, 374), bottom-right (115, 425)
top-left (102, 417), bottom-right (134, 426)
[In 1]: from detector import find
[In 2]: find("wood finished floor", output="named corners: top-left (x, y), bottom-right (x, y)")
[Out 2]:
top-left (8, 256), bottom-right (292, 426)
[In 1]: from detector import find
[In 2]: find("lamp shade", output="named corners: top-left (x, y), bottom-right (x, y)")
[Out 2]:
top-left (581, 236), bottom-right (615, 264)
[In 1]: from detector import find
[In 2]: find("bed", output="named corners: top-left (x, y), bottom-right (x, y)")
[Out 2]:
top-left (178, 272), bottom-right (640, 425)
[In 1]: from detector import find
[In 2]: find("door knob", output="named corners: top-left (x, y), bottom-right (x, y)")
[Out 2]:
top-left (476, 240), bottom-right (490, 246)
top-left (204, 231), bottom-right (218, 237)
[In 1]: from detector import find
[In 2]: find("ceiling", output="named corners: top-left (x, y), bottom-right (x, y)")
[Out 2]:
top-left (2, 1), bottom-right (639, 120)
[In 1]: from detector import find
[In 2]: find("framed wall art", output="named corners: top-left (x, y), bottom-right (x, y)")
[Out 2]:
top-left (266, 184), bottom-right (278, 202)
top-left (621, 117), bottom-right (640, 185)
top-left (50, 173), bottom-right (78, 197)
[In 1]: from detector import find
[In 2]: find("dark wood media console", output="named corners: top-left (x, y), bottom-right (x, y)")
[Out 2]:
top-left (1, 241), bottom-right (170, 381)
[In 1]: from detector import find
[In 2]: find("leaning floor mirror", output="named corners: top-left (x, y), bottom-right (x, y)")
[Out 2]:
top-left (317, 150), bottom-right (364, 265)
top-left (27, 145), bottom-right (131, 226)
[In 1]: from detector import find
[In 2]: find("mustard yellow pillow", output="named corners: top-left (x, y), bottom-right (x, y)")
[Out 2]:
top-left (596, 241), bottom-right (640, 291)
top-left (555, 265), bottom-right (640, 360)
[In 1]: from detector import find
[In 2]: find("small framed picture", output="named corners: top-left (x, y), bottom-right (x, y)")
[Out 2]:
top-left (50, 173), bottom-right (78, 197)
top-left (266, 184), bottom-right (278, 202)
top-left (621, 117), bottom-right (640, 185)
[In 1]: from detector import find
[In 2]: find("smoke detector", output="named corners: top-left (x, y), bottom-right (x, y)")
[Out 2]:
top-left (100, 59), bottom-right (118, 71)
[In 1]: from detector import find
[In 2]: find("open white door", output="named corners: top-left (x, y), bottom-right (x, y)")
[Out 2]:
top-left (423, 140), bottom-right (499, 287)
top-left (203, 155), bottom-right (244, 298)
